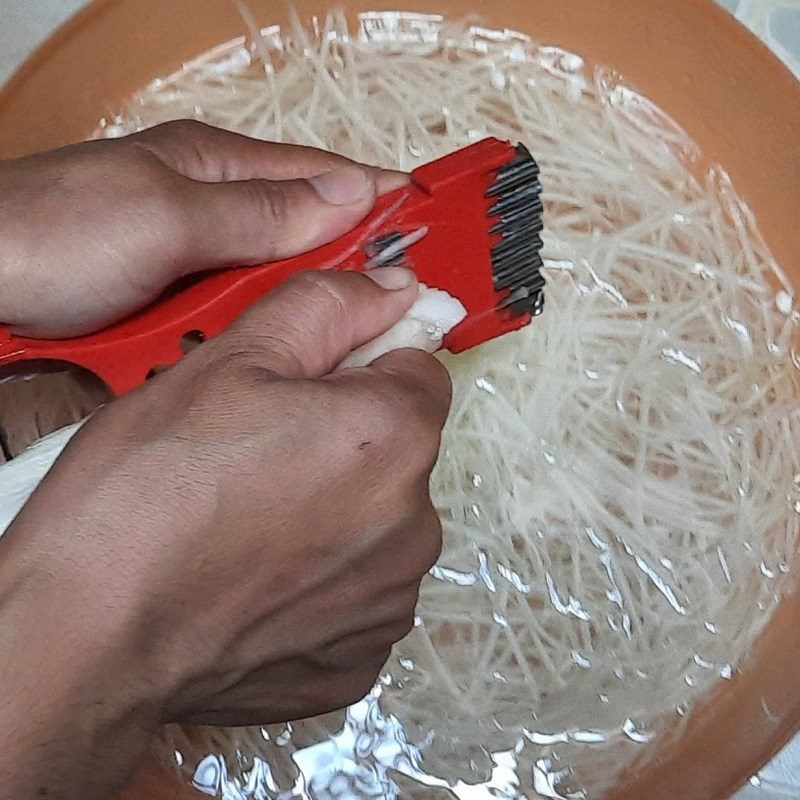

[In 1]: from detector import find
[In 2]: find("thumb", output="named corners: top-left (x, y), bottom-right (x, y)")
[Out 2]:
top-left (182, 165), bottom-right (380, 271)
top-left (219, 267), bottom-right (419, 378)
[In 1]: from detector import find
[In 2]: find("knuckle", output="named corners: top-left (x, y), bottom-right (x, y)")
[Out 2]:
top-left (336, 377), bottom-right (406, 447)
top-left (284, 271), bottom-right (349, 320)
top-left (345, 671), bottom-right (380, 705)
top-left (247, 179), bottom-right (291, 226)
top-left (321, 667), bottom-right (380, 710)
top-left (156, 119), bottom-right (207, 138)
top-left (384, 355), bottom-right (452, 424)
top-left (419, 507), bottom-right (444, 571)
top-left (209, 334), bottom-right (265, 376)
top-left (392, 503), bottom-right (442, 581)
top-left (392, 613), bottom-right (416, 644)
top-left (133, 120), bottom-right (217, 178)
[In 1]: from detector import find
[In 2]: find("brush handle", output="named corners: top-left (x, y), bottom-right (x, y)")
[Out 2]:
top-left (0, 137), bottom-right (531, 396)
top-left (0, 264), bottom-right (291, 395)
top-left (0, 242), bottom-right (377, 396)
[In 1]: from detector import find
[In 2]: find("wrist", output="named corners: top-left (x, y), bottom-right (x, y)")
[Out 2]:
top-left (0, 520), bottom-right (166, 799)
top-left (0, 219), bottom-right (29, 328)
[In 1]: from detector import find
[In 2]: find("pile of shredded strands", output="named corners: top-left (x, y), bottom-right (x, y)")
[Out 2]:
top-left (94, 11), bottom-right (800, 800)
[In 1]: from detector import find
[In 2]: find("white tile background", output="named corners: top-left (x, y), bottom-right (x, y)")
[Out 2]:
top-left (0, 0), bottom-right (797, 797)
top-left (0, 0), bottom-right (86, 84)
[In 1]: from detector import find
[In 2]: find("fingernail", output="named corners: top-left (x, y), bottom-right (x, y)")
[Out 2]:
top-left (309, 165), bottom-right (373, 205)
top-left (364, 266), bottom-right (417, 291)
top-left (375, 169), bottom-right (411, 195)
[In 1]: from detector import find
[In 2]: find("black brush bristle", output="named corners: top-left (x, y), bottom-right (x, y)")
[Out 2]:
top-left (486, 144), bottom-right (546, 317)
top-left (363, 230), bottom-right (407, 268)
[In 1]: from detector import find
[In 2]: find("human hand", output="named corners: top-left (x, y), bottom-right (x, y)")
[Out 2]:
top-left (0, 268), bottom-right (450, 800)
top-left (0, 120), bottom-right (406, 337)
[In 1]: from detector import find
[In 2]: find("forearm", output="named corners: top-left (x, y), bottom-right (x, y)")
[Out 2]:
top-left (0, 194), bottom-right (28, 327)
top-left (0, 518), bottom-right (162, 800)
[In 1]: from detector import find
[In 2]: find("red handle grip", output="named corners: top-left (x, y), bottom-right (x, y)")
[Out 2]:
top-left (0, 218), bottom-right (383, 395)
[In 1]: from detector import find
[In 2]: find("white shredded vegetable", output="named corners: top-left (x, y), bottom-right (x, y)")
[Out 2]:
top-left (339, 282), bottom-right (467, 369)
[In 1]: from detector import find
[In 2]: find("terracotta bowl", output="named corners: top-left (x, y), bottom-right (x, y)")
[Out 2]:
top-left (1, 1), bottom-right (800, 798)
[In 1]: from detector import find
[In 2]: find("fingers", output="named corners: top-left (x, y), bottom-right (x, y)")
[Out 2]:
top-left (132, 120), bottom-right (408, 193)
top-left (133, 121), bottom-right (409, 270)
top-left (368, 347), bottom-right (454, 431)
top-left (177, 660), bottom-right (381, 726)
top-left (216, 268), bottom-right (420, 378)
top-left (181, 166), bottom-right (380, 269)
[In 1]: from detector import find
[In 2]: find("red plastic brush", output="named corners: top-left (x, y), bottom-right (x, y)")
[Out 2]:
top-left (0, 138), bottom-right (545, 397)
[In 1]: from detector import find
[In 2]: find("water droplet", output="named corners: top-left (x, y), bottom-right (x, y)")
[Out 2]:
top-left (622, 614), bottom-right (633, 639)
top-left (492, 611), bottom-right (509, 628)
top-left (571, 730), bottom-right (605, 744)
top-left (517, 362), bottom-right (528, 372)
top-left (586, 527), bottom-right (609, 550)
top-left (599, 693), bottom-right (609, 703)
top-left (478, 551), bottom-right (497, 592)
top-left (760, 562), bottom-right (775, 579)
top-left (192, 755), bottom-right (223, 795)
top-left (584, 368), bottom-right (599, 380)
top-left (399, 657), bottom-right (415, 671)
top-left (776, 290), bottom-right (793, 315)
top-left (533, 758), bottom-right (569, 799)
top-left (476, 377), bottom-right (497, 395)
top-left (471, 502), bottom-right (482, 518)
top-left (661, 347), bottom-right (702, 373)
top-left (498, 563), bottom-right (532, 593)
top-left (704, 621), bottom-right (717, 634)
top-left (749, 775), bottom-right (762, 787)
top-left (693, 261), bottom-right (715, 280)
top-left (527, 730), bottom-right (569, 745)
top-left (174, 750), bottom-right (184, 766)
top-left (545, 573), bottom-right (589, 620)
top-left (571, 651), bottom-right (591, 668)
top-left (685, 675), bottom-right (695, 687)
top-left (724, 317), bottom-right (752, 346)
top-left (614, 666), bottom-right (625, 680)
top-left (472, 473), bottom-right (484, 487)
top-left (622, 719), bottom-right (653, 743)
top-left (632, 554), bottom-right (687, 614)
top-left (693, 654), bottom-right (712, 669)
top-left (717, 547), bottom-right (732, 583)
top-left (720, 663), bottom-right (733, 680)
top-left (276, 731), bottom-right (291, 746)
top-left (430, 565), bottom-right (478, 586)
